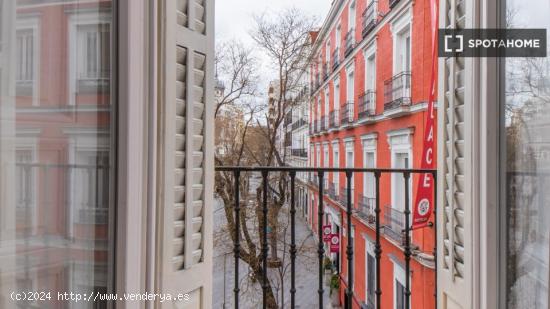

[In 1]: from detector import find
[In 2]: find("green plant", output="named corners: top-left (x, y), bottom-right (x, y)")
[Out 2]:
top-left (323, 257), bottom-right (333, 270)
top-left (329, 274), bottom-right (340, 295)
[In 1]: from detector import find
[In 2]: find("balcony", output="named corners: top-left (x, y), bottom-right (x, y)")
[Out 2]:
top-left (332, 47), bottom-right (340, 71)
top-left (341, 102), bottom-right (355, 127)
top-left (313, 119), bottom-right (319, 134)
top-left (358, 196), bottom-right (376, 224)
top-left (389, 0), bottom-right (401, 9)
top-left (215, 166), bottom-right (435, 309)
top-left (345, 28), bottom-right (355, 57)
top-left (383, 72), bottom-right (411, 118)
top-left (328, 182), bottom-right (339, 200)
top-left (291, 148), bottom-right (307, 158)
top-left (323, 63), bottom-right (329, 81)
top-left (329, 110), bottom-right (339, 129)
top-left (320, 116), bottom-right (327, 132)
top-left (339, 186), bottom-right (354, 206)
top-left (358, 90), bottom-right (376, 121)
top-left (292, 118), bottom-right (307, 130)
top-left (362, 1), bottom-right (378, 37)
top-left (383, 206), bottom-right (408, 244)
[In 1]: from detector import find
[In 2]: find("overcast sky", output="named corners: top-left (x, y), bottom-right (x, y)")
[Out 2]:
top-left (215, 0), bottom-right (332, 97)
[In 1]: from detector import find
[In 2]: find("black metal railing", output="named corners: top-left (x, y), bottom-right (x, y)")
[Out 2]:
top-left (215, 166), bottom-right (437, 309)
top-left (328, 182), bottom-right (339, 200)
top-left (345, 28), bottom-right (355, 56)
top-left (384, 72), bottom-right (411, 111)
top-left (383, 206), bottom-right (407, 244)
top-left (329, 110), bottom-right (339, 128)
top-left (358, 90), bottom-right (376, 119)
top-left (389, 0), bottom-right (401, 8)
top-left (340, 186), bottom-right (355, 206)
top-left (323, 63), bottom-right (329, 81)
top-left (320, 116), bottom-right (327, 132)
top-left (358, 195), bottom-right (377, 224)
top-left (291, 148), bottom-right (307, 158)
top-left (333, 47), bottom-right (340, 71)
top-left (292, 118), bottom-right (307, 130)
top-left (341, 102), bottom-right (354, 126)
top-left (313, 119), bottom-right (319, 133)
top-left (362, 1), bottom-right (378, 37)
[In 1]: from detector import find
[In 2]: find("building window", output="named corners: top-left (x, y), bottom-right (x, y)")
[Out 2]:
top-left (16, 29), bottom-right (34, 85)
top-left (349, 1), bottom-right (356, 32)
top-left (393, 24), bottom-right (411, 74)
top-left (76, 24), bottom-right (110, 91)
top-left (365, 49), bottom-right (376, 91)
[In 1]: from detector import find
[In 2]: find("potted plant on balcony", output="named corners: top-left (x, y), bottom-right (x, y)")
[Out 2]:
top-left (367, 213), bottom-right (376, 224)
top-left (324, 256), bottom-right (333, 274)
top-left (329, 273), bottom-right (341, 306)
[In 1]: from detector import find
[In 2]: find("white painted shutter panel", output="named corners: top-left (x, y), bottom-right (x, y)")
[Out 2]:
top-left (159, 0), bottom-right (214, 308)
top-left (437, 0), bottom-right (473, 307)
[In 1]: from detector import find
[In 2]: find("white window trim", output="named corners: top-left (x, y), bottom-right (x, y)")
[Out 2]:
top-left (348, 0), bottom-right (356, 32)
top-left (364, 42), bottom-right (377, 91)
top-left (388, 128), bottom-right (413, 211)
top-left (390, 9), bottom-right (412, 76)
top-left (16, 16), bottom-right (41, 106)
top-left (68, 11), bottom-right (111, 106)
top-left (345, 65), bottom-right (355, 103)
top-left (392, 260), bottom-right (410, 309)
top-left (361, 133), bottom-right (378, 198)
top-left (15, 130), bottom-right (40, 234)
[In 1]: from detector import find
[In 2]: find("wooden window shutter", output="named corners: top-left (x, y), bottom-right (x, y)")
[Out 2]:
top-left (158, 0), bottom-right (214, 307)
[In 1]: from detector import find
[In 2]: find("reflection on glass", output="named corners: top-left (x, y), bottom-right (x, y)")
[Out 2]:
top-left (0, 1), bottom-right (114, 308)
top-left (504, 0), bottom-right (550, 308)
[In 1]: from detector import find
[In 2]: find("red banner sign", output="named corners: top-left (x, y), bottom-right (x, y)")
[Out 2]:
top-left (330, 234), bottom-right (339, 253)
top-left (412, 0), bottom-right (438, 228)
top-left (322, 225), bottom-right (332, 242)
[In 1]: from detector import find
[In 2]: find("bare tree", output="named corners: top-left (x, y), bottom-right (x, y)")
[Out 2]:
top-left (214, 9), bottom-right (316, 308)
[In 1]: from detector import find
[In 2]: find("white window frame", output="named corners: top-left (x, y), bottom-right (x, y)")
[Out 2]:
top-left (363, 235), bottom-right (376, 304)
top-left (334, 77), bottom-right (341, 110)
top-left (388, 128), bottom-right (413, 212)
top-left (349, 0), bottom-right (356, 33)
top-left (393, 261), bottom-right (410, 309)
top-left (336, 24), bottom-right (341, 49)
top-left (344, 137), bottom-right (355, 203)
top-left (16, 17), bottom-right (40, 106)
top-left (361, 133), bottom-right (377, 199)
top-left (68, 11), bottom-right (111, 106)
top-left (332, 140), bottom-right (340, 195)
top-left (364, 43), bottom-right (377, 92)
top-left (391, 10), bottom-right (412, 76)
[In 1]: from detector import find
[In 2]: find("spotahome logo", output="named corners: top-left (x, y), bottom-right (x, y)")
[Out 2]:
top-left (439, 29), bottom-right (547, 57)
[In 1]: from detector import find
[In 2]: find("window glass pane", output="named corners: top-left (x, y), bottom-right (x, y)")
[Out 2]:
top-left (504, 0), bottom-right (550, 308)
top-left (0, 1), bottom-right (115, 308)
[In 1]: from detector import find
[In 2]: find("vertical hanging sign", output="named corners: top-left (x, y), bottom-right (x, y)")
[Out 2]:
top-left (412, 0), bottom-right (438, 228)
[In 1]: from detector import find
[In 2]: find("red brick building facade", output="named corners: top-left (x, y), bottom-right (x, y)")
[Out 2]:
top-left (306, 0), bottom-right (437, 307)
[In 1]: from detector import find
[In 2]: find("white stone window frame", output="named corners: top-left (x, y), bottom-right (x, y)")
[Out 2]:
top-left (387, 128), bottom-right (413, 212)
top-left (348, 0), bottom-right (356, 35)
top-left (65, 128), bottom-right (111, 238)
top-left (390, 8), bottom-right (412, 76)
top-left (334, 76), bottom-right (341, 111)
top-left (16, 15), bottom-right (41, 106)
top-left (362, 233), bottom-right (376, 303)
top-left (363, 42), bottom-right (377, 92)
top-left (15, 129), bottom-right (40, 234)
top-left (68, 11), bottom-right (111, 106)
top-left (361, 133), bottom-right (378, 199)
top-left (344, 137), bottom-right (355, 202)
top-left (392, 260), bottom-right (410, 309)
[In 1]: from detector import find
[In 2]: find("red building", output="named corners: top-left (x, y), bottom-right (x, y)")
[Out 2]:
top-left (306, 0), bottom-right (436, 307)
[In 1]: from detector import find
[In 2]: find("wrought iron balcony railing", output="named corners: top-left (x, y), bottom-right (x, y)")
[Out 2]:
top-left (292, 118), bottom-right (308, 130)
top-left (345, 28), bottom-right (355, 56)
top-left (362, 1), bottom-right (378, 37)
top-left (215, 166), bottom-right (436, 309)
top-left (333, 47), bottom-right (340, 71)
top-left (329, 110), bottom-right (339, 128)
top-left (389, 0), bottom-right (401, 8)
top-left (341, 102), bottom-right (355, 126)
top-left (384, 72), bottom-right (411, 111)
top-left (358, 90), bottom-right (376, 119)
top-left (291, 148), bottom-right (307, 158)
top-left (358, 195), bottom-right (377, 224)
top-left (340, 186), bottom-right (354, 206)
top-left (320, 116), bottom-right (327, 131)
top-left (323, 63), bottom-right (329, 81)
top-left (328, 182), bottom-right (339, 200)
top-left (383, 205), bottom-right (408, 244)
top-left (313, 119), bottom-right (319, 133)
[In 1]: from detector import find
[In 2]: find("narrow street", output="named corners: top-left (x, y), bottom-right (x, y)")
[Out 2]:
top-left (213, 197), bottom-right (334, 308)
